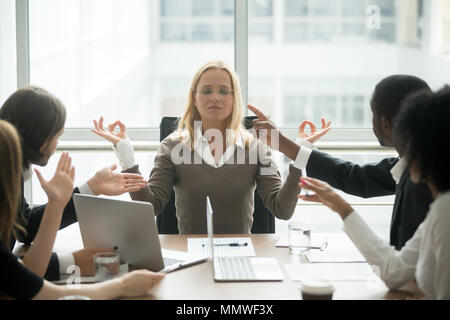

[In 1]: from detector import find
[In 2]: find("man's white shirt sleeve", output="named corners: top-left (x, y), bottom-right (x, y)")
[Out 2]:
top-left (292, 138), bottom-right (314, 171)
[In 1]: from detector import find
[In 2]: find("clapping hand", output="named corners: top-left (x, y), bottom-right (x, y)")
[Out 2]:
top-left (298, 118), bottom-right (332, 144)
top-left (34, 152), bottom-right (75, 208)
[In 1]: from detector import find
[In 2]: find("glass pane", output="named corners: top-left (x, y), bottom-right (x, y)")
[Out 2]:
top-left (341, 0), bottom-right (366, 17)
top-left (284, 0), bottom-right (308, 17)
top-left (0, 0), bottom-right (17, 103)
top-left (29, 0), bottom-right (234, 129)
top-left (249, 0), bottom-right (449, 130)
top-left (249, 23), bottom-right (273, 43)
top-left (249, 0), bottom-right (273, 17)
top-left (193, 0), bottom-right (214, 16)
top-left (161, 0), bottom-right (189, 17)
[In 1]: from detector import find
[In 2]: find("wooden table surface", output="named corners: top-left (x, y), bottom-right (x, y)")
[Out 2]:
top-left (130, 234), bottom-right (423, 300)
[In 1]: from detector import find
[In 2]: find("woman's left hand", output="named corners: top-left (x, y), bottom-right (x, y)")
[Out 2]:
top-left (298, 177), bottom-right (354, 220)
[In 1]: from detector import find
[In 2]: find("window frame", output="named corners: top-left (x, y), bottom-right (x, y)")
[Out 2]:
top-left (16, 0), bottom-right (383, 203)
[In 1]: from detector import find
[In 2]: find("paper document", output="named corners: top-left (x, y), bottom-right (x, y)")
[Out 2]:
top-left (188, 237), bottom-right (256, 257)
top-left (53, 264), bottom-right (129, 284)
top-left (305, 250), bottom-right (366, 263)
top-left (284, 263), bottom-right (379, 281)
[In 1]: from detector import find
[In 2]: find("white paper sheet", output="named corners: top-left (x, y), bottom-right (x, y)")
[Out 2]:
top-left (187, 237), bottom-right (256, 257)
top-left (284, 263), bottom-right (379, 281)
top-left (53, 264), bottom-right (129, 284)
top-left (305, 250), bottom-right (366, 263)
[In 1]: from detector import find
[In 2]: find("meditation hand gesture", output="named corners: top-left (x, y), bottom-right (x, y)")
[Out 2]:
top-left (298, 118), bottom-right (332, 144)
top-left (34, 152), bottom-right (75, 208)
top-left (92, 116), bottom-right (128, 146)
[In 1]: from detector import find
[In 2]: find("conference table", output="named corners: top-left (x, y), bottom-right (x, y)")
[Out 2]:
top-left (129, 234), bottom-right (423, 300)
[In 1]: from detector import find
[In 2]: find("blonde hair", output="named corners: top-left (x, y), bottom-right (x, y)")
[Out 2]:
top-left (0, 120), bottom-right (27, 244)
top-left (177, 60), bottom-right (253, 149)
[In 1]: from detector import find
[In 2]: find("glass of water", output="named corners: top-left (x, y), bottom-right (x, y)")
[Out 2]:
top-left (288, 222), bottom-right (311, 254)
top-left (94, 252), bottom-right (120, 281)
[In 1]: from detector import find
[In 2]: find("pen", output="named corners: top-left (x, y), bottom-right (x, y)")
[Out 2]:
top-left (202, 242), bottom-right (248, 247)
top-left (310, 237), bottom-right (328, 251)
top-left (161, 262), bottom-right (182, 274)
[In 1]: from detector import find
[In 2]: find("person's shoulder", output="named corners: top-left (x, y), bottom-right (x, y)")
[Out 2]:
top-left (159, 131), bottom-right (187, 150)
top-left (427, 192), bottom-right (450, 232)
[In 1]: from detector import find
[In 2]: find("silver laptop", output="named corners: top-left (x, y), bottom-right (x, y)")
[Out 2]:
top-left (73, 194), bottom-right (207, 273)
top-left (206, 197), bottom-right (284, 282)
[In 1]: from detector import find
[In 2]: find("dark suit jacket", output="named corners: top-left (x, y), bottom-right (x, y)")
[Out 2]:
top-left (306, 150), bottom-right (433, 250)
top-left (9, 177), bottom-right (80, 281)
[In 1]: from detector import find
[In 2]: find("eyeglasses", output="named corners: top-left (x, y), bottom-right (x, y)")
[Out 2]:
top-left (195, 87), bottom-right (234, 97)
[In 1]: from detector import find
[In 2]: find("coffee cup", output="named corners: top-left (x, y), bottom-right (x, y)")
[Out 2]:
top-left (300, 280), bottom-right (334, 300)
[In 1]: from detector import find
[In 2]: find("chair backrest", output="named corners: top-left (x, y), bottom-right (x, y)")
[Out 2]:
top-left (157, 116), bottom-right (275, 234)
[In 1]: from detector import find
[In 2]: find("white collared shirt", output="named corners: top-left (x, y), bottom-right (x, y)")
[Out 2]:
top-left (390, 157), bottom-right (407, 184)
top-left (342, 191), bottom-right (450, 299)
top-left (114, 124), bottom-right (304, 171)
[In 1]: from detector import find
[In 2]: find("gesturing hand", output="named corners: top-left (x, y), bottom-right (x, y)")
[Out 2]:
top-left (247, 104), bottom-right (280, 149)
top-left (87, 164), bottom-right (148, 196)
top-left (34, 152), bottom-right (75, 208)
top-left (298, 177), bottom-right (353, 220)
top-left (119, 270), bottom-right (165, 298)
top-left (298, 118), bottom-right (332, 144)
top-left (92, 116), bottom-right (128, 146)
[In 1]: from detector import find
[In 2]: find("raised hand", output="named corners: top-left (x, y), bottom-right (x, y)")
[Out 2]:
top-left (92, 116), bottom-right (128, 146)
top-left (247, 104), bottom-right (280, 149)
top-left (298, 118), bottom-right (332, 144)
top-left (34, 152), bottom-right (75, 208)
top-left (87, 164), bottom-right (148, 196)
top-left (298, 177), bottom-right (353, 220)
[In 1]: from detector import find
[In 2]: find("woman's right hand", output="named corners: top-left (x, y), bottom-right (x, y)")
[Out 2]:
top-left (34, 152), bottom-right (75, 208)
top-left (118, 270), bottom-right (165, 298)
top-left (92, 116), bottom-right (128, 146)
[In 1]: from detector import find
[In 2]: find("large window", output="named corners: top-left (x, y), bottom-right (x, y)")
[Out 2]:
top-left (5, 0), bottom-right (450, 234)
top-left (248, 0), bottom-right (449, 129)
top-left (28, 0), bottom-right (234, 128)
top-left (0, 0), bottom-right (16, 103)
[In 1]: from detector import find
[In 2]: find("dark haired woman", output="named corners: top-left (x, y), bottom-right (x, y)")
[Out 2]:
top-left (298, 86), bottom-right (450, 299)
top-left (0, 120), bottom-right (164, 299)
top-left (0, 86), bottom-right (148, 280)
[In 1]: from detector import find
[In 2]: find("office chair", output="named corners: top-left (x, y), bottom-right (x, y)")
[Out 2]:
top-left (157, 116), bottom-right (275, 234)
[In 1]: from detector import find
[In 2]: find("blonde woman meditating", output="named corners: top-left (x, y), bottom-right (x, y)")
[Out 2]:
top-left (93, 60), bottom-right (305, 234)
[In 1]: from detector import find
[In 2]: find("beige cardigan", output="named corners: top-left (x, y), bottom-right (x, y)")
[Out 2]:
top-left (124, 133), bottom-right (302, 234)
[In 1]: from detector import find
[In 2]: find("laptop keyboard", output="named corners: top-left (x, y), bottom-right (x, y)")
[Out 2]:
top-left (216, 257), bottom-right (256, 280)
